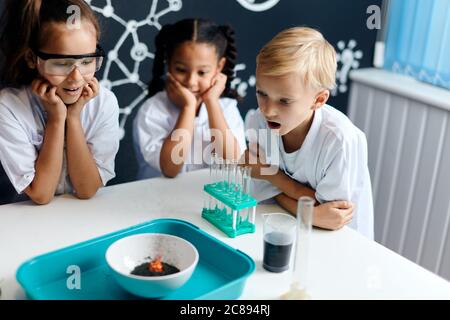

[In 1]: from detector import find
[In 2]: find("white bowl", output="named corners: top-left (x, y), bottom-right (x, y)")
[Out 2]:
top-left (105, 233), bottom-right (199, 298)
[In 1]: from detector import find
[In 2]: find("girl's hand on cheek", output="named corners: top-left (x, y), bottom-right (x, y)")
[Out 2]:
top-left (202, 72), bottom-right (226, 104)
top-left (31, 78), bottom-right (66, 122)
top-left (67, 77), bottom-right (99, 119)
top-left (166, 73), bottom-right (197, 111)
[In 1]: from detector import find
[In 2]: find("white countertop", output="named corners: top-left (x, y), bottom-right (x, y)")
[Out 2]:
top-left (1, 169), bottom-right (450, 299)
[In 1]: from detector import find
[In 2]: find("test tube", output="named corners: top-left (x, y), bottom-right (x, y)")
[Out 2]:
top-left (210, 152), bottom-right (217, 186)
top-left (232, 209), bottom-right (238, 230)
top-left (224, 160), bottom-right (232, 193)
top-left (217, 157), bottom-right (225, 191)
top-left (206, 153), bottom-right (214, 211)
top-left (242, 167), bottom-right (252, 199)
top-left (209, 153), bottom-right (213, 184)
top-left (203, 190), bottom-right (212, 212)
top-left (287, 196), bottom-right (314, 299)
top-left (235, 166), bottom-right (244, 200)
top-left (250, 206), bottom-right (256, 224)
top-left (230, 159), bottom-right (238, 195)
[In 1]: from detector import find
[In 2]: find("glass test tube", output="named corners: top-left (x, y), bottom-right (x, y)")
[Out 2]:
top-left (210, 153), bottom-right (217, 186)
top-left (217, 157), bottom-right (225, 191)
top-left (235, 166), bottom-right (244, 200)
top-left (224, 160), bottom-right (232, 193)
top-left (242, 167), bottom-right (252, 199)
top-left (207, 153), bottom-right (215, 211)
top-left (250, 206), bottom-right (256, 224)
top-left (232, 209), bottom-right (238, 230)
top-left (242, 167), bottom-right (253, 222)
top-left (292, 196), bottom-right (314, 292)
top-left (230, 160), bottom-right (238, 195)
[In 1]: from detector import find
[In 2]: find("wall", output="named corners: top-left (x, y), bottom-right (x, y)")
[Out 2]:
top-left (349, 68), bottom-right (450, 281)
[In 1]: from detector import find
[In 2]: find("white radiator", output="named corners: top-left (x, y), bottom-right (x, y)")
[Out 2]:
top-left (348, 68), bottom-right (450, 281)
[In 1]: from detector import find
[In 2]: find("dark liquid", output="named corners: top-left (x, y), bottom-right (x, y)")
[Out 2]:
top-left (263, 232), bottom-right (293, 273)
top-left (131, 261), bottom-right (180, 277)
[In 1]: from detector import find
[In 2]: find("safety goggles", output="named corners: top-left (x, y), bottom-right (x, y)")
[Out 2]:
top-left (34, 45), bottom-right (105, 76)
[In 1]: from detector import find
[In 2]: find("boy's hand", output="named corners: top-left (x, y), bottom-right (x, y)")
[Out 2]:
top-left (67, 77), bottom-right (99, 119)
top-left (31, 78), bottom-right (67, 122)
top-left (201, 72), bottom-right (227, 104)
top-left (240, 145), bottom-right (279, 180)
top-left (166, 73), bottom-right (197, 111)
top-left (313, 200), bottom-right (354, 230)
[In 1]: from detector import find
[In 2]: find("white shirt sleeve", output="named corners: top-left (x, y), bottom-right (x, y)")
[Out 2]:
top-left (85, 89), bottom-right (120, 186)
top-left (221, 98), bottom-right (247, 156)
top-left (134, 97), bottom-right (173, 172)
top-left (315, 135), bottom-right (362, 204)
top-left (244, 108), bottom-right (282, 201)
top-left (314, 131), bottom-right (374, 239)
top-left (0, 100), bottom-right (37, 193)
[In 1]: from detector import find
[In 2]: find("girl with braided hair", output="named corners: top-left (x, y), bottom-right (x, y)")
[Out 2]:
top-left (133, 18), bottom-right (246, 179)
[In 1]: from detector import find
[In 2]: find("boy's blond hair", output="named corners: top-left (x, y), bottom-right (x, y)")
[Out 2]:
top-left (256, 27), bottom-right (337, 91)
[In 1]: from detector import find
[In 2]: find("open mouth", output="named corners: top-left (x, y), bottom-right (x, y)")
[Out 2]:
top-left (63, 87), bottom-right (81, 96)
top-left (267, 120), bottom-right (281, 130)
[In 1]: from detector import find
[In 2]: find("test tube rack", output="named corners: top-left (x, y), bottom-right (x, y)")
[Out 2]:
top-left (202, 181), bottom-right (257, 238)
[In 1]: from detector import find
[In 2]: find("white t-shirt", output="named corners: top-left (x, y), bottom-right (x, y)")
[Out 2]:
top-left (133, 91), bottom-right (247, 179)
top-left (0, 85), bottom-right (120, 195)
top-left (245, 106), bottom-right (374, 239)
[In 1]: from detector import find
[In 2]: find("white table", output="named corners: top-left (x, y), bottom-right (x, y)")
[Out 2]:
top-left (1, 169), bottom-right (450, 300)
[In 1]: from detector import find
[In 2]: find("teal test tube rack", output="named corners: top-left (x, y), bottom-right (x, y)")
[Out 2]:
top-left (202, 157), bottom-right (257, 238)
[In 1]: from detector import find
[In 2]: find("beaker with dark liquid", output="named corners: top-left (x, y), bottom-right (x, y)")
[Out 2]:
top-left (262, 213), bottom-right (296, 273)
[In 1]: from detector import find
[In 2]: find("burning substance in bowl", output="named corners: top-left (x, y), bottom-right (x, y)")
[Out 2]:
top-left (106, 233), bottom-right (198, 298)
top-left (131, 255), bottom-right (180, 277)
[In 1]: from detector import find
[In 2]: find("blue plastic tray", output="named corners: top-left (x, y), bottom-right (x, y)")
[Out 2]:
top-left (16, 219), bottom-right (255, 300)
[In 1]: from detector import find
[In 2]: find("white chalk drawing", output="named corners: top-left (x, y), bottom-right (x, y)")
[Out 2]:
top-left (231, 64), bottom-right (256, 98)
top-left (333, 39), bottom-right (363, 95)
top-left (87, 0), bottom-right (182, 139)
top-left (87, 0), bottom-right (259, 140)
top-left (235, 0), bottom-right (280, 12)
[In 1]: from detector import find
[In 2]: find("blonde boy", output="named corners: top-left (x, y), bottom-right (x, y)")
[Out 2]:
top-left (245, 27), bottom-right (374, 239)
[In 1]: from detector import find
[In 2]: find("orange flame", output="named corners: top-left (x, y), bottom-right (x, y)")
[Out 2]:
top-left (148, 256), bottom-right (163, 273)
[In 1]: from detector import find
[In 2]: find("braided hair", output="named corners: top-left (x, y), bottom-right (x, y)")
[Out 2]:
top-left (148, 18), bottom-right (239, 99)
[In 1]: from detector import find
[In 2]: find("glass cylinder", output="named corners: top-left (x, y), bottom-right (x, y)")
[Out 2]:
top-left (292, 196), bottom-right (314, 293)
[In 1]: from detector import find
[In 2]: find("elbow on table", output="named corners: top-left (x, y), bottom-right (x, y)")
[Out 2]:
top-left (25, 186), bottom-right (54, 205)
top-left (31, 193), bottom-right (54, 205)
top-left (160, 161), bottom-right (180, 178)
top-left (75, 189), bottom-right (98, 200)
top-left (161, 169), bottom-right (178, 179)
